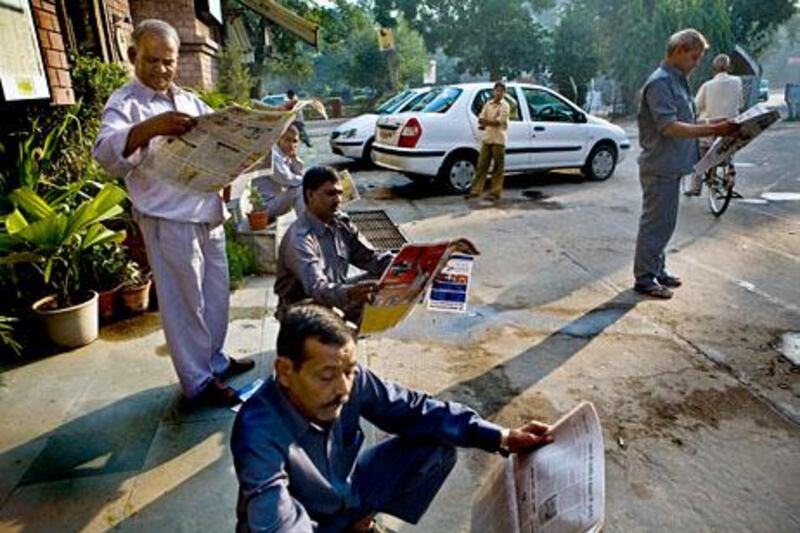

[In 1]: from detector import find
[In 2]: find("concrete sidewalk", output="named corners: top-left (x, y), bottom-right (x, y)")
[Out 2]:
top-left (0, 277), bottom-right (279, 532)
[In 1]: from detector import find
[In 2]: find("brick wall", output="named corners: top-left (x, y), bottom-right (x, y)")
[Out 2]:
top-left (31, 0), bottom-right (73, 105)
top-left (129, 0), bottom-right (220, 89)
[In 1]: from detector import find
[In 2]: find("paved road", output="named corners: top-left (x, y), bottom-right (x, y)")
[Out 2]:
top-left (312, 118), bottom-right (800, 531)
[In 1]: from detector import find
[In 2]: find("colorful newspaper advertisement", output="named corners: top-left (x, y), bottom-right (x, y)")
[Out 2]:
top-left (693, 103), bottom-right (780, 176)
top-left (471, 402), bottom-right (605, 533)
top-left (359, 239), bottom-right (478, 335)
top-left (427, 253), bottom-right (474, 313)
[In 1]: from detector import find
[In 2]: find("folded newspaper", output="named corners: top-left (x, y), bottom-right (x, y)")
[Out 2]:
top-left (359, 239), bottom-right (479, 335)
top-left (471, 402), bottom-right (605, 533)
top-left (136, 100), bottom-right (327, 193)
top-left (693, 103), bottom-right (780, 176)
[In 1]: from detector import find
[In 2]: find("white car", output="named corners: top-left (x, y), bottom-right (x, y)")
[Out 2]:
top-left (372, 82), bottom-right (631, 193)
top-left (330, 87), bottom-right (435, 162)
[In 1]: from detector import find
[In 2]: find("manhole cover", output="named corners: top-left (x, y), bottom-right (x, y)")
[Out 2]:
top-left (348, 210), bottom-right (407, 251)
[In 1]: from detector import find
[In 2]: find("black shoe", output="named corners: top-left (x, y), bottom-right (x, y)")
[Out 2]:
top-left (217, 356), bottom-right (256, 380)
top-left (656, 274), bottom-right (682, 288)
top-left (633, 283), bottom-right (673, 299)
top-left (193, 378), bottom-right (241, 407)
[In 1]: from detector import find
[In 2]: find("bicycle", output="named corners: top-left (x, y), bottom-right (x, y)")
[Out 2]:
top-left (682, 138), bottom-right (736, 217)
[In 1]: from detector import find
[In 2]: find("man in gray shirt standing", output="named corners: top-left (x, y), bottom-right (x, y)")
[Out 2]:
top-left (274, 166), bottom-right (392, 323)
top-left (634, 29), bottom-right (738, 299)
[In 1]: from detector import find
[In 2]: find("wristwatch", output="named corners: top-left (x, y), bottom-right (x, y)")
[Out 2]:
top-left (499, 428), bottom-right (511, 454)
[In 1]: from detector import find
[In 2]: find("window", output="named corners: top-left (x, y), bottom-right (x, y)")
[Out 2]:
top-left (419, 87), bottom-right (463, 113)
top-left (376, 90), bottom-right (413, 114)
top-left (470, 89), bottom-right (522, 121)
top-left (407, 88), bottom-right (442, 111)
top-left (522, 88), bottom-right (579, 123)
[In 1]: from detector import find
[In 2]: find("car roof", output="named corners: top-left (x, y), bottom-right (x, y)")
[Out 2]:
top-left (448, 82), bottom-right (550, 91)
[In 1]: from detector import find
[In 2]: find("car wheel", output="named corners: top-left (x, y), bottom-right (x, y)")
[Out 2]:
top-left (584, 143), bottom-right (617, 181)
top-left (362, 138), bottom-right (375, 165)
top-left (438, 151), bottom-right (478, 194)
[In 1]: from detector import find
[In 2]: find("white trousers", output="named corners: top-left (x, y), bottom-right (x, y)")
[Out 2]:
top-left (137, 215), bottom-right (231, 398)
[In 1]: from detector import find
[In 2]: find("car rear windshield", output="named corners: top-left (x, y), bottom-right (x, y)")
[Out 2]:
top-left (418, 87), bottom-right (462, 113)
top-left (376, 90), bottom-right (414, 114)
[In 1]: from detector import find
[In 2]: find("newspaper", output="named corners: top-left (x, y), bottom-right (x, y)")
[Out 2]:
top-left (427, 253), bottom-right (474, 313)
top-left (359, 239), bottom-right (478, 335)
top-left (137, 100), bottom-right (326, 193)
top-left (471, 402), bottom-right (605, 533)
top-left (693, 104), bottom-right (780, 176)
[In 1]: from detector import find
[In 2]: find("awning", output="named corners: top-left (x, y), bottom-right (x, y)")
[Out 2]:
top-left (237, 0), bottom-right (319, 48)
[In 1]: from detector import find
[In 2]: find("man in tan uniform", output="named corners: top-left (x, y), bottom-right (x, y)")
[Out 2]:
top-left (468, 81), bottom-right (510, 201)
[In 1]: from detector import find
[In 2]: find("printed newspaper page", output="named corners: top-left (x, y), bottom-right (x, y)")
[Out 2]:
top-left (359, 239), bottom-right (478, 334)
top-left (427, 253), bottom-right (474, 313)
top-left (694, 103), bottom-right (780, 176)
top-left (471, 402), bottom-right (605, 533)
top-left (137, 104), bottom-right (294, 192)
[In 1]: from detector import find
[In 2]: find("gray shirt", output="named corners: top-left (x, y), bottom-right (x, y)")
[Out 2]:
top-left (231, 365), bottom-right (504, 531)
top-left (637, 62), bottom-right (700, 177)
top-left (275, 211), bottom-right (392, 313)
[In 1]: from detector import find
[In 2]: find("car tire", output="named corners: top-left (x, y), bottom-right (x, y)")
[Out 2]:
top-left (438, 151), bottom-right (478, 194)
top-left (362, 137), bottom-right (375, 165)
top-left (584, 142), bottom-right (617, 181)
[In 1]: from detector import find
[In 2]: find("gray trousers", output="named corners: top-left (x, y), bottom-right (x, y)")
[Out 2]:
top-left (137, 214), bottom-right (231, 398)
top-left (634, 171), bottom-right (681, 286)
top-left (317, 437), bottom-right (457, 532)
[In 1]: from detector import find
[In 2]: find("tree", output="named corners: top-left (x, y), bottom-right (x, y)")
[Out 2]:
top-left (550, 3), bottom-right (601, 106)
top-left (406, 0), bottom-right (554, 80)
top-left (729, 0), bottom-right (796, 56)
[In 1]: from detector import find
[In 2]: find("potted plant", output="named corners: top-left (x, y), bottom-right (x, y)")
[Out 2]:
top-left (82, 241), bottom-right (129, 321)
top-left (119, 260), bottom-right (152, 314)
top-left (0, 183), bottom-right (128, 348)
top-left (246, 186), bottom-right (269, 231)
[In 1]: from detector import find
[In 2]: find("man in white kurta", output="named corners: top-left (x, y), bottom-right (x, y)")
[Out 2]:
top-left (93, 19), bottom-right (253, 407)
top-left (252, 125), bottom-right (305, 219)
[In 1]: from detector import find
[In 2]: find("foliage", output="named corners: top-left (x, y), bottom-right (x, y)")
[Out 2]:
top-left (195, 88), bottom-right (235, 110)
top-left (400, 0), bottom-right (554, 80)
top-left (248, 186), bottom-right (265, 212)
top-left (550, 3), bottom-right (601, 106)
top-left (0, 183), bottom-right (128, 307)
top-left (121, 259), bottom-right (147, 288)
top-left (81, 241), bottom-right (129, 291)
top-left (224, 222), bottom-right (257, 290)
top-left (0, 315), bottom-right (22, 356)
top-left (729, 0), bottom-right (797, 56)
top-left (218, 44), bottom-right (257, 104)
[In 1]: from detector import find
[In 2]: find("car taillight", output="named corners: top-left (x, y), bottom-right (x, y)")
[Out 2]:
top-left (398, 118), bottom-right (422, 148)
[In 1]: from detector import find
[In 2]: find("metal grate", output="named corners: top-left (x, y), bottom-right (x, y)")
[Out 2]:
top-left (348, 209), bottom-right (407, 251)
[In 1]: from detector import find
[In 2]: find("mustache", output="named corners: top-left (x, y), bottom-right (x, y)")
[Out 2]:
top-left (323, 395), bottom-right (348, 409)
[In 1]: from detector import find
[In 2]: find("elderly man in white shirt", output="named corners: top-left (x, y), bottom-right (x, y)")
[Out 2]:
top-left (251, 125), bottom-right (305, 219)
top-left (687, 53), bottom-right (744, 195)
top-left (93, 19), bottom-right (254, 407)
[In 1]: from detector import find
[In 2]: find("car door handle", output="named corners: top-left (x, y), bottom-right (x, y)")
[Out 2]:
top-left (534, 126), bottom-right (546, 132)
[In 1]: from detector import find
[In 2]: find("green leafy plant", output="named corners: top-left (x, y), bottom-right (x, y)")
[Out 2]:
top-left (121, 259), bottom-right (149, 288)
top-left (224, 221), bottom-right (257, 290)
top-left (81, 241), bottom-right (129, 292)
top-left (248, 185), bottom-right (266, 213)
top-left (0, 183), bottom-right (128, 307)
top-left (0, 315), bottom-right (22, 356)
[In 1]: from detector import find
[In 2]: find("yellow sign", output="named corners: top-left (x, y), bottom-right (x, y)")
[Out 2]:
top-left (377, 27), bottom-right (395, 51)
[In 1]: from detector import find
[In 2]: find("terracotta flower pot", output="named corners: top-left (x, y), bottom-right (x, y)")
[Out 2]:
top-left (32, 291), bottom-right (99, 348)
top-left (120, 279), bottom-right (152, 314)
top-left (247, 210), bottom-right (269, 231)
top-left (98, 284), bottom-right (122, 322)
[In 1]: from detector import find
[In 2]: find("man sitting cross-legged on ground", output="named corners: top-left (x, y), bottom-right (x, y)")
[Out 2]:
top-left (231, 305), bottom-right (554, 532)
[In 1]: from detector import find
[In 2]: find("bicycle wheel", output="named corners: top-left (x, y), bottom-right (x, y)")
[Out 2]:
top-left (706, 166), bottom-right (734, 217)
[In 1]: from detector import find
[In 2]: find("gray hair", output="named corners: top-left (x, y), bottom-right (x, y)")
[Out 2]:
top-left (666, 28), bottom-right (708, 56)
top-left (712, 53), bottom-right (731, 72)
top-left (131, 19), bottom-right (180, 48)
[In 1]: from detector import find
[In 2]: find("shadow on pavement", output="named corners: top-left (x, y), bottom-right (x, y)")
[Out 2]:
top-left (439, 291), bottom-right (639, 417)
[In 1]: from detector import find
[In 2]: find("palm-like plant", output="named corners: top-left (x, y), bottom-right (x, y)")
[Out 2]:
top-left (0, 183), bottom-right (128, 307)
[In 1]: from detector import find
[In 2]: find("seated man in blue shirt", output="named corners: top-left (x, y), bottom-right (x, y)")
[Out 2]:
top-left (231, 305), bottom-right (554, 532)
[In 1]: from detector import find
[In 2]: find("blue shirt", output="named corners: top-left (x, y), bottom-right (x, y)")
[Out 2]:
top-left (231, 365), bottom-right (503, 532)
top-left (637, 62), bottom-right (700, 177)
